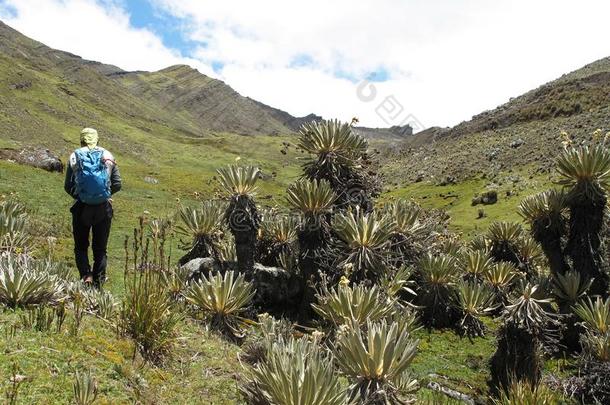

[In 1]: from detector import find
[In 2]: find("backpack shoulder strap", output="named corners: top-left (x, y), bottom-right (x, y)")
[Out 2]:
top-left (74, 148), bottom-right (87, 171)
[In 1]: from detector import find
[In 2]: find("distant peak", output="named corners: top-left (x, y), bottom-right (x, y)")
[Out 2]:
top-left (159, 64), bottom-right (197, 73)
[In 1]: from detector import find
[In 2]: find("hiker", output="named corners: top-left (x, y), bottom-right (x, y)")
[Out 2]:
top-left (64, 128), bottom-right (121, 287)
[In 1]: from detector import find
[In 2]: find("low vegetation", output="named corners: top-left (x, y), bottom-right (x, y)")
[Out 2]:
top-left (2, 120), bottom-right (610, 404)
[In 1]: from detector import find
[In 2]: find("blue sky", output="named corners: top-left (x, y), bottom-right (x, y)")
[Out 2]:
top-left (122, 0), bottom-right (198, 56)
top-left (1, 0), bottom-right (610, 129)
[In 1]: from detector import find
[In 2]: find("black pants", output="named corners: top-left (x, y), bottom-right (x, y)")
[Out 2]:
top-left (71, 201), bottom-right (113, 285)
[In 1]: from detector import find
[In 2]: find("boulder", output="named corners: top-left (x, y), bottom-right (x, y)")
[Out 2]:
top-left (471, 190), bottom-right (498, 206)
top-left (0, 147), bottom-right (64, 172)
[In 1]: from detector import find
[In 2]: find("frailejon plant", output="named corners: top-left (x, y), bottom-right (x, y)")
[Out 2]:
top-left (312, 284), bottom-right (395, 327)
top-left (485, 261), bottom-right (519, 309)
top-left (573, 296), bottom-right (610, 335)
top-left (297, 119), bottom-right (375, 211)
top-left (183, 271), bottom-right (255, 341)
top-left (552, 271), bottom-right (592, 351)
top-left (257, 212), bottom-right (298, 267)
top-left (334, 319), bottom-right (419, 403)
top-left (84, 289), bottom-right (117, 320)
top-left (286, 179), bottom-right (336, 318)
top-left (0, 254), bottom-right (63, 308)
top-left (556, 142), bottom-right (610, 296)
top-left (455, 281), bottom-right (496, 338)
top-left (460, 249), bottom-right (494, 282)
top-left (519, 190), bottom-right (569, 275)
top-left (240, 313), bottom-right (295, 366)
top-left (384, 199), bottom-right (428, 265)
top-left (241, 335), bottom-right (346, 405)
top-left (515, 237), bottom-right (544, 279)
top-left (415, 253), bottom-right (460, 328)
top-left (486, 221), bottom-right (525, 267)
top-left (176, 201), bottom-right (225, 265)
top-left (332, 209), bottom-right (395, 281)
top-left (217, 165), bottom-right (261, 276)
top-left (489, 283), bottom-right (559, 397)
top-left (379, 265), bottom-right (416, 299)
top-left (73, 370), bottom-right (98, 405)
top-left (0, 200), bottom-right (31, 253)
top-left (570, 297), bottom-right (610, 403)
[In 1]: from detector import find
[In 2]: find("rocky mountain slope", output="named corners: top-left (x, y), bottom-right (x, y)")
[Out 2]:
top-left (382, 57), bottom-right (610, 185)
top-left (0, 19), bottom-right (408, 152)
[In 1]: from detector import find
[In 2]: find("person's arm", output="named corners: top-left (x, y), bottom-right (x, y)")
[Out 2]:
top-left (110, 164), bottom-right (122, 194)
top-left (64, 164), bottom-right (77, 198)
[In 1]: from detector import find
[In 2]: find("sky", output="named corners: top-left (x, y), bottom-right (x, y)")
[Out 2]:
top-left (1, 0), bottom-right (610, 131)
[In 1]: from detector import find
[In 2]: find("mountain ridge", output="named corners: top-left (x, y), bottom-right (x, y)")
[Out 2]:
top-left (0, 19), bottom-right (415, 146)
top-left (382, 56), bottom-right (610, 186)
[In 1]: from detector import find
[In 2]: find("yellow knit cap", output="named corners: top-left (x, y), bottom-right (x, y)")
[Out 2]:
top-left (80, 128), bottom-right (99, 149)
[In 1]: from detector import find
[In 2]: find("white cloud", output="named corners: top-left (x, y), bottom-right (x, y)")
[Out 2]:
top-left (0, 0), bottom-right (213, 74)
top-left (2, 0), bottom-right (610, 129)
top-left (157, 0), bottom-right (610, 128)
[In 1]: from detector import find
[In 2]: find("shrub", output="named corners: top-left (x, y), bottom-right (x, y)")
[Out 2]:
top-left (119, 269), bottom-right (181, 362)
top-left (183, 271), bottom-right (255, 340)
top-left (492, 380), bottom-right (560, 405)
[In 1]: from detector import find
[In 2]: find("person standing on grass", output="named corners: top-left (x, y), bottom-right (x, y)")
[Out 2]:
top-left (64, 128), bottom-right (121, 287)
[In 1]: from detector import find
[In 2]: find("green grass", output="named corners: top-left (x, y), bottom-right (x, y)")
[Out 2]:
top-left (412, 323), bottom-right (497, 398)
top-left (0, 311), bottom-right (240, 404)
top-left (383, 167), bottom-right (551, 238)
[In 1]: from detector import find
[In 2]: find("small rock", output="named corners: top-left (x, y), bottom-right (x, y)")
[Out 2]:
top-left (510, 139), bottom-right (525, 148)
top-left (143, 176), bottom-right (159, 184)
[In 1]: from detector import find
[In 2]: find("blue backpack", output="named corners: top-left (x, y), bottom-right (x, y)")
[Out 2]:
top-left (74, 148), bottom-right (111, 205)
